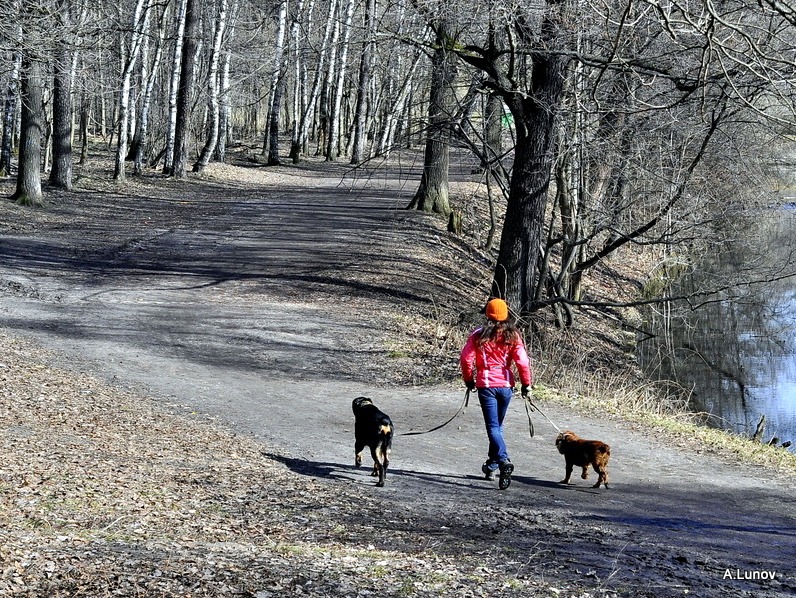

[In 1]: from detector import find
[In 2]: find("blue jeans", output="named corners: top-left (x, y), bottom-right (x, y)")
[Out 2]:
top-left (477, 387), bottom-right (513, 468)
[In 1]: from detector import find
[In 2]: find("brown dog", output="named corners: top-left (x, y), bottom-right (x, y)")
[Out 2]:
top-left (555, 430), bottom-right (611, 489)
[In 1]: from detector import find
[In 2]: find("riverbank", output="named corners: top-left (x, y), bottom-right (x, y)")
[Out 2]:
top-left (533, 383), bottom-right (796, 476)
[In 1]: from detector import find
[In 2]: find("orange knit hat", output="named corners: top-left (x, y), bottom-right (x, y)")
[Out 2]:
top-left (485, 298), bottom-right (509, 322)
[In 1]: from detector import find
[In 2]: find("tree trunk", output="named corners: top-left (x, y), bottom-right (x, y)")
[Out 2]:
top-left (194, 0), bottom-right (228, 172)
top-left (49, 0), bottom-right (74, 190)
top-left (407, 25), bottom-right (458, 217)
top-left (350, 0), bottom-right (375, 164)
top-left (98, 60), bottom-right (108, 139)
top-left (171, 0), bottom-right (198, 179)
top-left (78, 92), bottom-right (89, 164)
top-left (267, 71), bottom-right (287, 165)
top-left (316, 0), bottom-right (341, 156)
top-left (11, 53), bottom-right (44, 206)
top-left (49, 45), bottom-right (73, 190)
top-left (132, 3), bottom-right (165, 175)
top-left (214, 18), bottom-right (233, 161)
top-left (215, 0), bottom-right (240, 163)
top-left (291, 0), bottom-right (336, 163)
top-left (325, 0), bottom-right (355, 161)
top-left (263, 0), bottom-right (288, 158)
top-left (114, 0), bottom-right (150, 182)
top-left (288, 0), bottom-right (310, 163)
top-left (0, 52), bottom-right (20, 178)
top-left (163, 0), bottom-right (187, 175)
top-left (491, 54), bottom-right (566, 313)
top-left (482, 92), bottom-right (502, 170)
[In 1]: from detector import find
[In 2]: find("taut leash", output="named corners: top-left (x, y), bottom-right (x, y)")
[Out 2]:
top-left (400, 389), bottom-right (471, 436)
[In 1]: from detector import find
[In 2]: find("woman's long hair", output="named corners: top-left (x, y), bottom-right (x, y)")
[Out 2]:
top-left (477, 319), bottom-right (522, 347)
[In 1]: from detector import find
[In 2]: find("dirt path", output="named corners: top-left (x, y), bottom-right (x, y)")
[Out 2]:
top-left (1, 160), bottom-right (795, 597)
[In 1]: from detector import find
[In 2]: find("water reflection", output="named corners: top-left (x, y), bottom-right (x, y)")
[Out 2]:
top-left (639, 209), bottom-right (796, 447)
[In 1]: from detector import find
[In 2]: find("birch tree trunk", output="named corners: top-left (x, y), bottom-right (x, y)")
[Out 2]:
top-left (316, 0), bottom-right (341, 156)
top-left (215, 42), bottom-right (232, 162)
top-left (194, 0), bottom-right (229, 172)
top-left (114, 0), bottom-right (151, 182)
top-left (289, 0), bottom-right (311, 163)
top-left (0, 52), bottom-right (20, 177)
top-left (263, 0), bottom-right (288, 160)
top-left (132, 3), bottom-right (166, 175)
top-left (378, 50), bottom-right (422, 157)
top-left (163, 0), bottom-right (187, 174)
top-left (290, 0), bottom-right (337, 163)
top-left (350, 0), bottom-right (375, 164)
top-left (215, 0), bottom-right (240, 163)
top-left (325, 0), bottom-right (355, 161)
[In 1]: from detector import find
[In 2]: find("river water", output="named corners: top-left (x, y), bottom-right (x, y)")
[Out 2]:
top-left (639, 208), bottom-right (796, 448)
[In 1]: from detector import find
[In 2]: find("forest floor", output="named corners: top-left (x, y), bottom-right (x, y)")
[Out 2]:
top-left (1, 147), bottom-right (795, 597)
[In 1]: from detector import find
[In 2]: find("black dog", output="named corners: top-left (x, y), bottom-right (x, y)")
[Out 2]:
top-left (352, 396), bottom-right (393, 487)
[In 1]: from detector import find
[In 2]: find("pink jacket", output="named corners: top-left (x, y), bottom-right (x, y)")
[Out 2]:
top-left (460, 327), bottom-right (533, 389)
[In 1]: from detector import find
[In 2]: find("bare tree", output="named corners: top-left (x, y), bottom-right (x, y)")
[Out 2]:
top-left (290, 0), bottom-right (338, 162)
top-left (130, 1), bottom-right (166, 175)
top-left (171, 0), bottom-right (199, 179)
top-left (214, 0), bottom-right (240, 163)
top-left (49, 0), bottom-right (76, 190)
top-left (530, 0), bottom-right (796, 323)
top-left (0, 52), bottom-right (21, 178)
top-left (407, 0), bottom-right (794, 318)
top-left (316, 0), bottom-right (342, 156)
top-left (194, 0), bottom-right (230, 172)
top-left (288, 0), bottom-right (311, 163)
top-left (12, 51), bottom-right (44, 206)
top-left (163, 0), bottom-right (188, 175)
top-left (325, 0), bottom-right (355, 161)
top-left (406, 22), bottom-right (458, 218)
top-left (114, 0), bottom-right (151, 182)
top-left (263, 0), bottom-right (288, 164)
top-left (350, 0), bottom-right (376, 163)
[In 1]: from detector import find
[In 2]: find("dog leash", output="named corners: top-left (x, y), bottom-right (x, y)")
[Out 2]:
top-left (524, 392), bottom-right (562, 437)
top-left (400, 389), bottom-right (470, 436)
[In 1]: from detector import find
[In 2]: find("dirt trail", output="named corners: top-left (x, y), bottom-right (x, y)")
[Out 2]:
top-left (1, 160), bottom-right (795, 597)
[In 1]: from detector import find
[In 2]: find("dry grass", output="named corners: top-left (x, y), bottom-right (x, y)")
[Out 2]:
top-left (0, 332), bottom-right (569, 597)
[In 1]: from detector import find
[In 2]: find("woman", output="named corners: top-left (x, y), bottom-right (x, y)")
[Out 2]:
top-left (460, 298), bottom-right (532, 490)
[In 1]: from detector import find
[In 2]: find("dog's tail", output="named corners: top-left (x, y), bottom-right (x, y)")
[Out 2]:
top-left (378, 423), bottom-right (392, 437)
top-left (373, 422), bottom-right (393, 470)
top-left (376, 421), bottom-right (393, 459)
